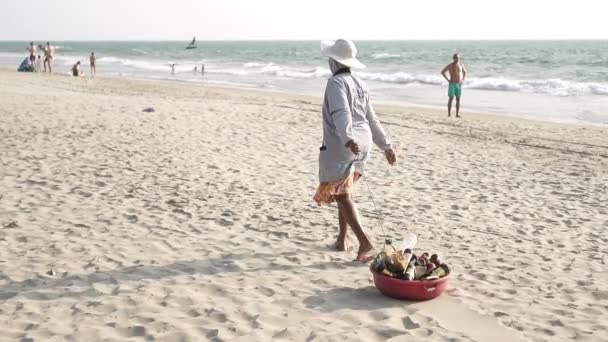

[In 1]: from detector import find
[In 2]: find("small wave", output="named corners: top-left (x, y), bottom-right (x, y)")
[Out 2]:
top-left (370, 53), bottom-right (401, 60)
top-left (131, 48), bottom-right (148, 55)
top-left (98, 56), bottom-right (124, 63)
top-left (222, 63), bottom-right (330, 79)
top-left (259, 65), bottom-right (330, 78)
top-left (466, 78), bottom-right (523, 92)
top-left (589, 84), bottom-right (608, 96)
top-left (355, 71), bottom-right (608, 97)
top-left (244, 62), bottom-right (269, 68)
top-left (466, 78), bottom-right (608, 97)
top-left (97, 56), bottom-right (187, 72)
top-left (358, 72), bottom-right (444, 86)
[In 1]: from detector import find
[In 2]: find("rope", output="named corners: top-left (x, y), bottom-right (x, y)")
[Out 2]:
top-left (353, 155), bottom-right (392, 250)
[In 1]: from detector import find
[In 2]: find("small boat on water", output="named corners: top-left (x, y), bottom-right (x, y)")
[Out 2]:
top-left (186, 36), bottom-right (197, 50)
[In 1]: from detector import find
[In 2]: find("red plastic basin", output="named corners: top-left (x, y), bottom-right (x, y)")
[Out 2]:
top-left (372, 270), bottom-right (449, 301)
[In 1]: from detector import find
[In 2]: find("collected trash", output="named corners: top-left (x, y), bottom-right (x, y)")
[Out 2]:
top-left (370, 234), bottom-right (450, 300)
top-left (371, 249), bottom-right (450, 281)
top-left (142, 107), bottom-right (156, 113)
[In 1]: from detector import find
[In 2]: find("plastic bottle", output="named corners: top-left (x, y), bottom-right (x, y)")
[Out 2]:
top-left (404, 263), bottom-right (416, 280)
top-left (398, 233), bottom-right (418, 252)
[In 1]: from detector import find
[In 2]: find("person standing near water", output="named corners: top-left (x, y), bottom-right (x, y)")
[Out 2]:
top-left (89, 52), bottom-right (96, 76)
top-left (314, 39), bottom-right (396, 261)
top-left (44, 42), bottom-right (54, 73)
top-left (441, 53), bottom-right (467, 117)
top-left (37, 44), bottom-right (43, 72)
top-left (26, 42), bottom-right (36, 68)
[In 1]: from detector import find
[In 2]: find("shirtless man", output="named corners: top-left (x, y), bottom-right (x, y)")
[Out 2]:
top-left (90, 52), bottom-right (96, 76)
top-left (26, 42), bottom-right (36, 68)
top-left (441, 53), bottom-right (467, 117)
top-left (44, 42), bottom-right (54, 73)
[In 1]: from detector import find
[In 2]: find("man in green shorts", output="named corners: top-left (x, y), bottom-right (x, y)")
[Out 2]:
top-left (441, 53), bottom-right (467, 117)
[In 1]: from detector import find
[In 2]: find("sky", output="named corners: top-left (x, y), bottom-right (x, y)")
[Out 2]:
top-left (0, 0), bottom-right (606, 41)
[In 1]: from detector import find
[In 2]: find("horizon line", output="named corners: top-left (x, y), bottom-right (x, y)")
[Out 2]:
top-left (1, 38), bottom-right (607, 42)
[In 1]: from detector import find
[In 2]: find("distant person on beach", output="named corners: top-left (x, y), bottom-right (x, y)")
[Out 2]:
top-left (37, 44), bottom-right (44, 72)
top-left (170, 63), bottom-right (176, 75)
top-left (72, 61), bottom-right (81, 76)
top-left (441, 53), bottom-right (467, 117)
top-left (44, 42), bottom-right (54, 73)
top-left (193, 66), bottom-right (198, 73)
top-left (201, 64), bottom-right (205, 76)
top-left (314, 39), bottom-right (396, 261)
top-left (89, 52), bottom-right (96, 76)
top-left (26, 42), bottom-right (36, 66)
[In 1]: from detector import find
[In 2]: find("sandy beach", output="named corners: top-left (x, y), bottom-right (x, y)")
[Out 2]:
top-left (0, 68), bottom-right (607, 341)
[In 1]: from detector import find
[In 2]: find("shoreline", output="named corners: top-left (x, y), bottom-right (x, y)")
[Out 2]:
top-left (4, 66), bottom-right (608, 131)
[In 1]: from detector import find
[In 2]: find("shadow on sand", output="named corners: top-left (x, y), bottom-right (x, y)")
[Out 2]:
top-left (0, 251), bottom-right (370, 302)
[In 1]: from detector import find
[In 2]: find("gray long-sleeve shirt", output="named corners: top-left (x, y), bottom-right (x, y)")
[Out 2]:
top-left (318, 72), bottom-right (392, 183)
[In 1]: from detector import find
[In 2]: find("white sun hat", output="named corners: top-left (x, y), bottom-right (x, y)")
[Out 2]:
top-left (320, 39), bottom-right (366, 69)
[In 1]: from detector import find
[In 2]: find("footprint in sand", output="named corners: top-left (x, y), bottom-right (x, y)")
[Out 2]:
top-left (257, 286), bottom-right (275, 297)
top-left (369, 311), bottom-right (391, 322)
top-left (534, 327), bottom-right (556, 337)
top-left (204, 308), bottom-right (228, 323)
top-left (494, 311), bottom-right (511, 320)
top-left (411, 328), bottom-right (434, 337)
top-left (172, 208), bottom-right (192, 218)
top-left (126, 325), bottom-right (147, 337)
top-left (124, 214), bottom-right (138, 223)
top-left (402, 316), bottom-right (421, 330)
top-left (187, 309), bottom-right (202, 318)
top-left (592, 290), bottom-right (608, 300)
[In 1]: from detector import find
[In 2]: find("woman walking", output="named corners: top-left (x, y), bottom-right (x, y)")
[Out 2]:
top-left (314, 39), bottom-right (396, 261)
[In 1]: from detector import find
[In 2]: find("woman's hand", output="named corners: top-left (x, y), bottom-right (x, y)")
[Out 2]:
top-left (345, 140), bottom-right (360, 154)
top-left (384, 148), bottom-right (396, 165)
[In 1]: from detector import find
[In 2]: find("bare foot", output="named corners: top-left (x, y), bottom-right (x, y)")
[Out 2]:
top-left (356, 241), bottom-right (374, 261)
top-left (335, 239), bottom-right (349, 252)
top-left (456, 114), bottom-right (461, 118)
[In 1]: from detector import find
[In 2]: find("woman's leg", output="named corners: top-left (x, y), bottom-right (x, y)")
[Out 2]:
top-left (335, 194), bottom-right (373, 258)
top-left (336, 206), bottom-right (348, 251)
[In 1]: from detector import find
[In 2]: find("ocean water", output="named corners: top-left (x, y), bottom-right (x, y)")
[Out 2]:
top-left (1, 40), bottom-right (607, 126)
